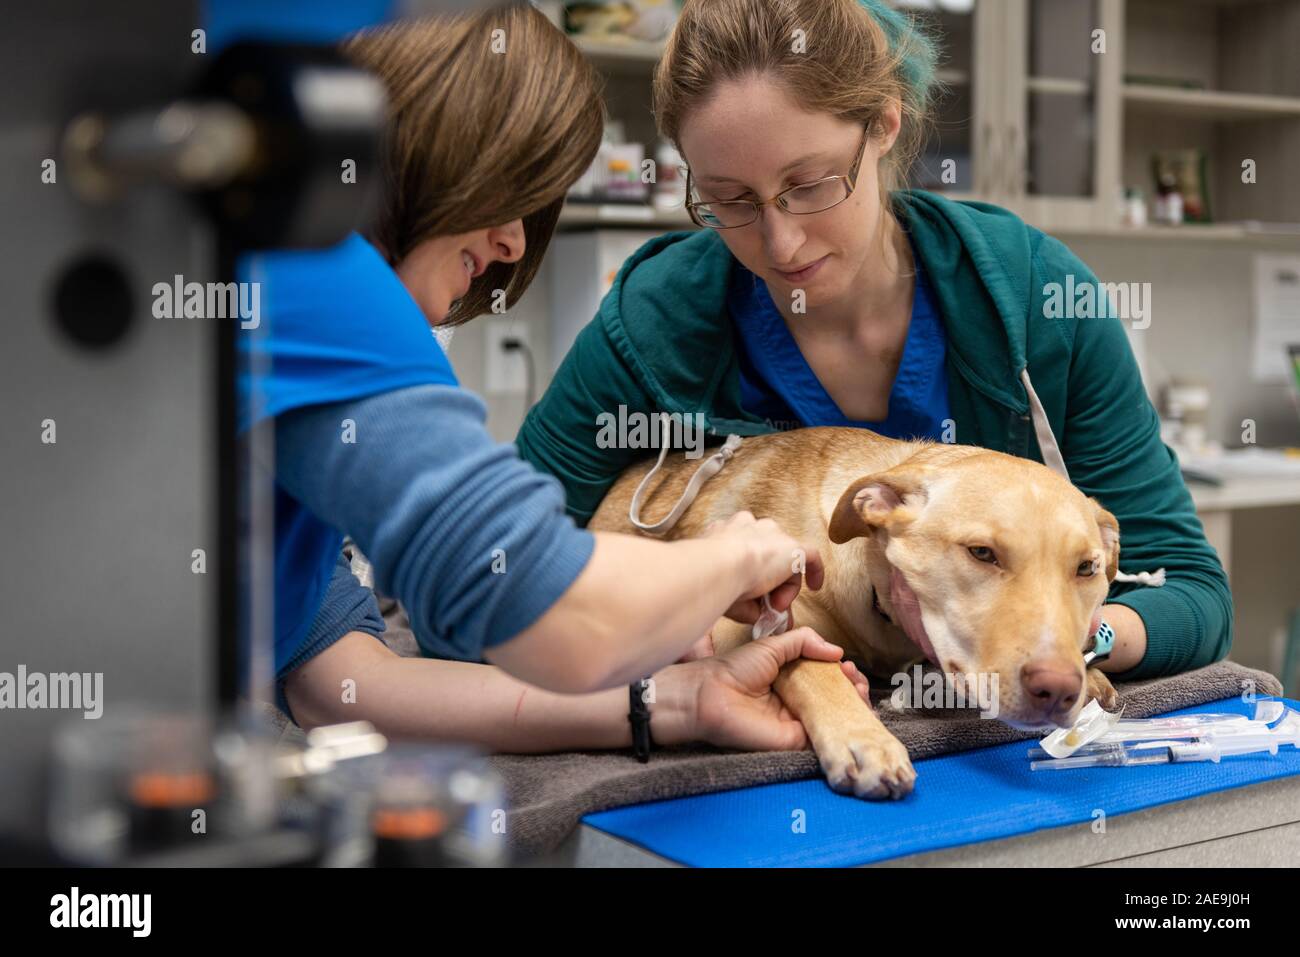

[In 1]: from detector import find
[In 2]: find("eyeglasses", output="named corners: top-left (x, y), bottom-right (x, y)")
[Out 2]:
top-left (685, 127), bottom-right (871, 230)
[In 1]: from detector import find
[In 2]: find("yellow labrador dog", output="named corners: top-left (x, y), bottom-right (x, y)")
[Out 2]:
top-left (589, 427), bottom-right (1121, 800)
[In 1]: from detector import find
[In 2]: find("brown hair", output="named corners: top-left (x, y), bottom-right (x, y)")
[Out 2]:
top-left (343, 5), bottom-right (605, 324)
top-left (652, 0), bottom-right (938, 200)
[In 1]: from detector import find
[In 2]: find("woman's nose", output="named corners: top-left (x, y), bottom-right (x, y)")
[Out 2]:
top-left (758, 206), bottom-right (804, 266)
top-left (488, 218), bottom-right (526, 265)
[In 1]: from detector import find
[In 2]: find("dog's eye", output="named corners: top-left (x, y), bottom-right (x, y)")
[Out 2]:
top-left (968, 546), bottom-right (997, 565)
top-left (1078, 559), bottom-right (1097, 577)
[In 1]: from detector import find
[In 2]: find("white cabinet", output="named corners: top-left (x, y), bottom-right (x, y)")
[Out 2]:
top-left (559, 2), bottom-right (1300, 236)
top-left (915, 0), bottom-right (1123, 229)
top-left (1000, 0), bottom-right (1124, 230)
top-left (917, 0), bottom-right (1300, 232)
top-left (899, 0), bottom-right (990, 196)
top-left (546, 229), bottom-right (665, 377)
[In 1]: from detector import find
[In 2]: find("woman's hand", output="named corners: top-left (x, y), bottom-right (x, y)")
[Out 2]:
top-left (701, 511), bottom-right (824, 624)
top-left (655, 627), bottom-right (873, 751)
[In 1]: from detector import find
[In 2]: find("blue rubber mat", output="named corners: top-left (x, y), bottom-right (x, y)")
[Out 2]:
top-left (584, 696), bottom-right (1300, 867)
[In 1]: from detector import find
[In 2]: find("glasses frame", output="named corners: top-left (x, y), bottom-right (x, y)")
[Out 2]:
top-left (685, 126), bottom-right (872, 230)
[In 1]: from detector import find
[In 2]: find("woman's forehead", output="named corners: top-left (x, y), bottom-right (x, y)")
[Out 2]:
top-left (682, 93), bottom-right (861, 182)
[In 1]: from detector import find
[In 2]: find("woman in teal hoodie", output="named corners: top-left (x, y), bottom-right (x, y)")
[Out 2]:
top-left (517, 0), bottom-right (1232, 683)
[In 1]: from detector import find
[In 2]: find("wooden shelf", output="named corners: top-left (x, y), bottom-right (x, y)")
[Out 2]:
top-left (1123, 84), bottom-right (1300, 121)
top-left (559, 202), bottom-right (694, 228)
top-left (1048, 221), bottom-right (1300, 244)
top-left (558, 198), bottom-right (1300, 242)
top-left (570, 35), bottom-right (665, 70)
top-left (1027, 75), bottom-right (1091, 96)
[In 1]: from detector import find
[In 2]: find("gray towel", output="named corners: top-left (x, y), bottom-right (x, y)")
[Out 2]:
top-left (490, 660), bottom-right (1282, 856)
top-left (263, 605), bottom-right (1283, 858)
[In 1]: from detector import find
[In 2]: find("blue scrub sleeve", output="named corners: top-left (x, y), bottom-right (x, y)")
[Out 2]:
top-left (272, 384), bottom-right (596, 662)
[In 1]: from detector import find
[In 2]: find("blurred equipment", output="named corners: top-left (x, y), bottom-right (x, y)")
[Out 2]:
top-left (563, 1), bottom-right (678, 42)
top-left (1121, 186), bottom-right (1148, 228)
top-left (569, 120), bottom-right (650, 205)
top-left (369, 745), bottom-right (508, 868)
top-left (62, 41), bottom-right (384, 250)
top-left (1173, 346), bottom-right (1300, 485)
top-left (1161, 378), bottom-right (1213, 456)
top-left (1151, 148), bottom-right (1210, 224)
top-left (0, 0), bottom-right (383, 863)
top-left (0, 0), bottom-right (216, 859)
top-left (49, 711), bottom-right (507, 867)
top-left (49, 710), bottom-right (288, 865)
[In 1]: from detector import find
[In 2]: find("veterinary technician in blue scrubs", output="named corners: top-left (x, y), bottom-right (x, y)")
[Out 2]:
top-left (239, 6), bottom-right (880, 752)
top-left (518, 0), bottom-right (1234, 682)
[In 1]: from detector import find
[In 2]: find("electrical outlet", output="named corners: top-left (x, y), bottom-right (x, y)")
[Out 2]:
top-left (484, 319), bottom-right (528, 395)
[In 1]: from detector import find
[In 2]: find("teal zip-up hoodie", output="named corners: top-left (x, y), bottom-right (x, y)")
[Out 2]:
top-left (516, 190), bottom-right (1232, 681)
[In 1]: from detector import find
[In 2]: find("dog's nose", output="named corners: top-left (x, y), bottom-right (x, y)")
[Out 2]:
top-left (1020, 661), bottom-right (1082, 715)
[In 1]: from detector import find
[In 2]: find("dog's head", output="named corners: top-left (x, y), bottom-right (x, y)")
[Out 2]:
top-left (827, 450), bottom-right (1119, 730)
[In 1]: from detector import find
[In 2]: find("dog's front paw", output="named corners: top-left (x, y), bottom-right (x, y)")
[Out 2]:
top-left (815, 726), bottom-right (915, 800)
top-left (1086, 668), bottom-right (1119, 711)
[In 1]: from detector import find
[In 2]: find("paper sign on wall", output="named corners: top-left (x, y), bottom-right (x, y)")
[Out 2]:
top-left (1253, 254), bottom-right (1300, 381)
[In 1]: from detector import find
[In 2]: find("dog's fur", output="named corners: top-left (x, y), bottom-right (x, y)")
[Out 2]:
top-left (590, 427), bottom-right (1121, 799)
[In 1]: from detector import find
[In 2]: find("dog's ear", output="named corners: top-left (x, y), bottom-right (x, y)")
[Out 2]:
top-left (828, 466), bottom-right (928, 544)
top-left (1091, 499), bottom-right (1121, 583)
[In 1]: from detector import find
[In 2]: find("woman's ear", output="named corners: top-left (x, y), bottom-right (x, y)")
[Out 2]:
top-left (1091, 499), bottom-right (1121, 583)
top-left (875, 99), bottom-right (903, 157)
top-left (827, 465), bottom-right (928, 544)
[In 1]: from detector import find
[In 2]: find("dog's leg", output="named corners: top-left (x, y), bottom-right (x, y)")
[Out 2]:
top-left (708, 617), bottom-right (754, 655)
top-left (775, 660), bottom-right (915, 799)
top-left (1085, 668), bottom-right (1119, 711)
top-left (766, 605), bottom-right (915, 799)
top-left (710, 606), bottom-right (915, 798)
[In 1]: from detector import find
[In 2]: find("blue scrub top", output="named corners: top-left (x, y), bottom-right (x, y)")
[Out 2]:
top-left (235, 232), bottom-right (457, 676)
top-left (728, 246), bottom-right (950, 440)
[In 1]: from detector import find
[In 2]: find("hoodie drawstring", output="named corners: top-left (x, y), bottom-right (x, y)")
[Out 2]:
top-left (1020, 367), bottom-right (1070, 482)
top-left (628, 414), bottom-right (742, 535)
top-left (1020, 367), bottom-right (1165, 587)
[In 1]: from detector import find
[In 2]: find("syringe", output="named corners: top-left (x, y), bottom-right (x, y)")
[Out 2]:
top-left (1030, 714), bottom-right (1300, 770)
top-left (1031, 741), bottom-right (1182, 770)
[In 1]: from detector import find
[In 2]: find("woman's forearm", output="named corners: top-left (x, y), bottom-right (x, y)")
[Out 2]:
top-left (275, 391), bottom-right (815, 696)
top-left (1095, 603), bottom-right (1148, 673)
top-left (285, 632), bottom-right (696, 752)
top-left (485, 532), bottom-right (755, 691)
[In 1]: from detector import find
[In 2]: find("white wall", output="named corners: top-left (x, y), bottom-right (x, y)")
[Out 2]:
top-left (1064, 235), bottom-right (1300, 450)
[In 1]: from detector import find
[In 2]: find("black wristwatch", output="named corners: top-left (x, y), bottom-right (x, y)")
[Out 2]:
top-left (629, 678), bottom-right (654, 763)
